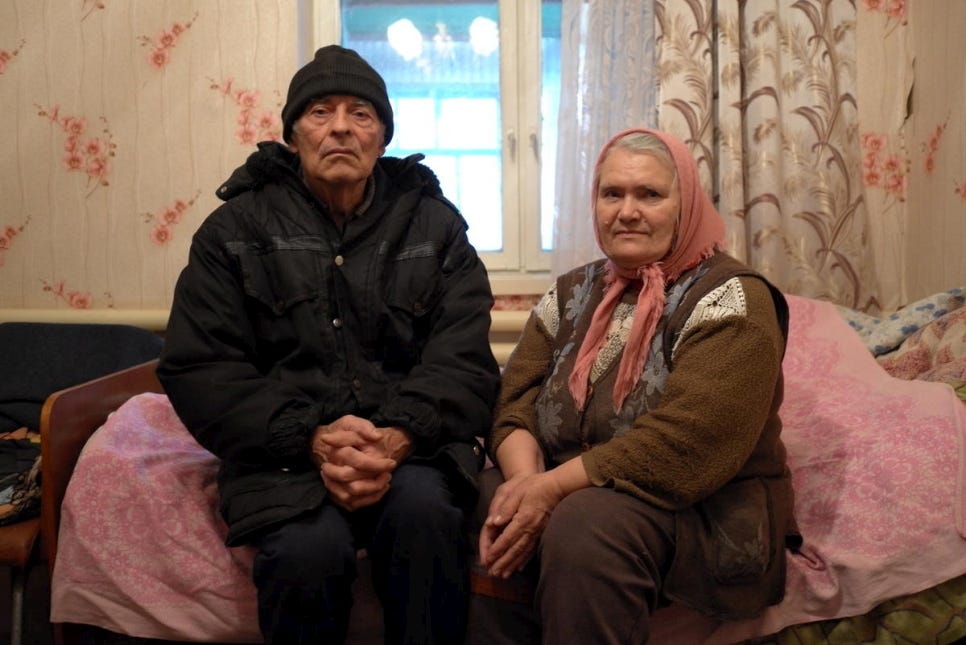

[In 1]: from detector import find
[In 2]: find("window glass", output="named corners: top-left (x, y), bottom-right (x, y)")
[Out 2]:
top-left (439, 98), bottom-right (498, 150)
top-left (341, 1), bottom-right (502, 251)
top-left (340, 0), bottom-right (560, 261)
top-left (393, 98), bottom-right (437, 149)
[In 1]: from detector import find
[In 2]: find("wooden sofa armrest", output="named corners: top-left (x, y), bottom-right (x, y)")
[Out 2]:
top-left (39, 358), bottom-right (163, 577)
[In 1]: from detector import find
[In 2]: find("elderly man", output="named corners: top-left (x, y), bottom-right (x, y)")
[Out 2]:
top-left (158, 45), bottom-right (500, 644)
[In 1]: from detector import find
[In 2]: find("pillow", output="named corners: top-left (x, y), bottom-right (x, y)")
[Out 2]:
top-left (877, 306), bottom-right (966, 387)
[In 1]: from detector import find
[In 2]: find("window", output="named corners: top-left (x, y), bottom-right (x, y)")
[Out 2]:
top-left (305, 0), bottom-right (559, 290)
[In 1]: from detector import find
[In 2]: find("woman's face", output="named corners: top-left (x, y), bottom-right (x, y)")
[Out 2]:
top-left (594, 147), bottom-right (680, 272)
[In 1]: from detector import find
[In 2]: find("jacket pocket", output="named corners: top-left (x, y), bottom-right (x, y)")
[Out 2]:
top-left (386, 245), bottom-right (444, 318)
top-left (381, 251), bottom-right (444, 366)
top-left (229, 238), bottom-right (326, 316)
top-left (219, 467), bottom-right (324, 546)
top-left (663, 477), bottom-right (784, 620)
top-left (701, 477), bottom-right (772, 584)
top-left (407, 441), bottom-right (485, 510)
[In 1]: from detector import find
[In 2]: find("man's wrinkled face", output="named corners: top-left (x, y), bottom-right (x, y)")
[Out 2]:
top-left (288, 95), bottom-right (386, 193)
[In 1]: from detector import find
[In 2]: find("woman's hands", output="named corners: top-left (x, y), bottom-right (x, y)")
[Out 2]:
top-left (480, 471), bottom-right (565, 578)
top-left (309, 415), bottom-right (413, 511)
top-left (479, 429), bottom-right (591, 578)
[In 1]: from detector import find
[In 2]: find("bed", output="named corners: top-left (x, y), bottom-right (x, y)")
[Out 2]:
top-left (41, 290), bottom-right (966, 644)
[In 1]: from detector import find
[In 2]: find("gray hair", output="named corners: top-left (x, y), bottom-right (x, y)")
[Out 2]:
top-left (595, 131), bottom-right (678, 190)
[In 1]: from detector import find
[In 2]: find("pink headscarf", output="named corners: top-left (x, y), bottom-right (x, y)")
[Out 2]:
top-left (568, 127), bottom-right (726, 411)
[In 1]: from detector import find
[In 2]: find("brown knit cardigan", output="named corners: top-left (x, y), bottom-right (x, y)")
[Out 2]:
top-left (490, 253), bottom-right (800, 620)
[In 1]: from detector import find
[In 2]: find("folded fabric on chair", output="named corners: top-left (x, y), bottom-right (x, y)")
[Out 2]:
top-left (0, 428), bottom-right (41, 526)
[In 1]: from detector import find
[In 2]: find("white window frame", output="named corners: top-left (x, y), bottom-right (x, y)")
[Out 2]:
top-left (304, 0), bottom-right (552, 296)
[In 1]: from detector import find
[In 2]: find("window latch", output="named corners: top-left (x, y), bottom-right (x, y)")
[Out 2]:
top-left (507, 129), bottom-right (517, 160)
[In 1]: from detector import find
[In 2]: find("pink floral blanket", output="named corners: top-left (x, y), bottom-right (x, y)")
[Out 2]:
top-left (50, 393), bottom-right (261, 642)
top-left (51, 295), bottom-right (966, 642)
top-left (652, 295), bottom-right (966, 643)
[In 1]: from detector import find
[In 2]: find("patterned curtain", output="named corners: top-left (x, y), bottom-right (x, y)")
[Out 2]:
top-left (658, 0), bottom-right (885, 311)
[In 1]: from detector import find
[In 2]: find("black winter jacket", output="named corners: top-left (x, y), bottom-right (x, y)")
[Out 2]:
top-left (158, 142), bottom-right (500, 545)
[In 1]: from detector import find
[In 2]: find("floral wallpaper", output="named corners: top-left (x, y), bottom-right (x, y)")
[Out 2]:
top-left (0, 0), bottom-right (962, 318)
top-left (0, 0), bottom-right (295, 311)
top-left (898, 6), bottom-right (966, 304)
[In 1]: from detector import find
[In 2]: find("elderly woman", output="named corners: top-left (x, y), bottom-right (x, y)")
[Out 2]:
top-left (478, 127), bottom-right (799, 643)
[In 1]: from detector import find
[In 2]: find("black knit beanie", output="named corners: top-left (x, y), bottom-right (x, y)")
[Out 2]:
top-left (281, 45), bottom-right (394, 145)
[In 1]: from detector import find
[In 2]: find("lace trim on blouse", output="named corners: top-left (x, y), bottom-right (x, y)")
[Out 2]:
top-left (535, 283), bottom-right (634, 383)
top-left (535, 283), bottom-right (560, 336)
top-left (590, 302), bottom-right (634, 383)
top-left (672, 277), bottom-right (748, 359)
